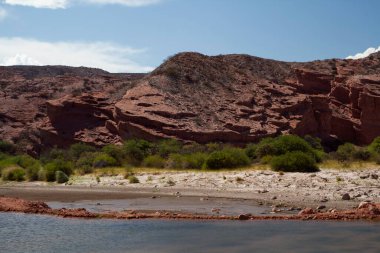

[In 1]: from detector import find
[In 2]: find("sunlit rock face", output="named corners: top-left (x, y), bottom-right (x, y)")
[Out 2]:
top-left (1, 52), bottom-right (380, 154)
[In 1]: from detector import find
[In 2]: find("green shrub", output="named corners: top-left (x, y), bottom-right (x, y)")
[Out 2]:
top-left (303, 135), bottom-right (323, 150)
top-left (0, 140), bottom-right (16, 154)
top-left (55, 171), bottom-right (69, 183)
top-left (157, 139), bottom-right (182, 157)
top-left (335, 143), bottom-right (356, 161)
top-left (245, 144), bottom-right (257, 160)
top-left (44, 160), bottom-right (73, 182)
top-left (2, 167), bottom-right (26, 181)
top-left (205, 148), bottom-right (250, 169)
top-left (165, 154), bottom-right (185, 169)
top-left (255, 137), bottom-right (277, 158)
top-left (183, 153), bottom-right (207, 169)
top-left (123, 139), bottom-right (153, 165)
top-left (368, 137), bottom-right (380, 154)
top-left (17, 155), bottom-right (40, 181)
top-left (270, 151), bottom-right (319, 172)
top-left (181, 143), bottom-right (206, 154)
top-left (76, 152), bottom-right (96, 174)
top-left (255, 135), bottom-right (318, 159)
top-left (69, 143), bottom-right (96, 160)
top-left (0, 156), bottom-right (19, 170)
top-left (165, 153), bottom-right (207, 169)
top-left (128, 175), bottom-right (140, 184)
top-left (352, 148), bottom-right (371, 161)
top-left (334, 143), bottom-right (370, 161)
top-left (102, 144), bottom-right (124, 163)
top-left (205, 143), bottom-right (224, 153)
top-left (260, 155), bottom-right (273, 164)
top-left (142, 155), bottom-right (165, 168)
top-left (41, 148), bottom-right (68, 163)
top-left (93, 153), bottom-right (117, 168)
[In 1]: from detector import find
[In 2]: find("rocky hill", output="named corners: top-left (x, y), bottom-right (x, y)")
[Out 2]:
top-left (1, 52), bottom-right (380, 154)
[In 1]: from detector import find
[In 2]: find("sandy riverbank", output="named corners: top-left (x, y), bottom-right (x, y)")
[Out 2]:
top-left (1, 168), bottom-right (379, 212)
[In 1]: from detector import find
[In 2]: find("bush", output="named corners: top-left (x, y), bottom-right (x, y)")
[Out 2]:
top-left (368, 137), bottom-right (380, 154)
top-left (93, 153), bottom-right (118, 168)
top-left (205, 143), bottom-right (224, 153)
top-left (0, 140), bottom-right (16, 155)
top-left (123, 139), bottom-right (153, 165)
top-left (2, 167), bottom-right (26, 181)
top-left (76, 152), bottom-right (96, 174)
top-left (55, 171), bottom-right (69, 183)
top-left (157, 139), bottom-right (182, 157)
top-left (102, 144), bottom-right (124, 163)
top-left (166, 153), bottom-right (207, 169)
top-left (205, 148), bottom-right (250, 169)
top-left (41, 148), bottom-right (68, 163)
top-left (245, 144), bottom-right (257, 160)
top-left (255, 137), bottom-right (277, 158)
top-left (270, 151), bottom-right (319, 173)
top-left (128, 175), bottom-right (140, 184)
top-left (142, 155), bottom-right (165, 168)
top-left (303, 135), bottom-right (323, 150)
top-left (255, 135), bottom-right (319, 160)
top-left (335, 143), bottom-right (356, 161)
top-left (16, 155), bottom-right (40, 181)
top-left (183, 153), bottom-right (207, 169)
top-left (352, 148), bottom-right (371, 161)
top-left (69, 143), bottom-right (96, 160)
top-left (44, 160), bottom-right (73, 182)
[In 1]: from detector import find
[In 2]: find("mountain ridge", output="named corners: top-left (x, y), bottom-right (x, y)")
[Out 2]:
top-left (1, 51), bottom-right (380, 154)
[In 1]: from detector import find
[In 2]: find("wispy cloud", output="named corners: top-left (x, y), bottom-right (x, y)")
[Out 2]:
top-left (2, 0), bottom-right (162, 9)
top-left (3, 0), bottom-right (69, 9)
top-left (0, 37), bottom-right (154, 73)
top-left (346, 46), bottom-right (380, 60)
top-left (0, 7), bottom-right (8, 20)
top-left (82, 0), bottom-right (162, 7)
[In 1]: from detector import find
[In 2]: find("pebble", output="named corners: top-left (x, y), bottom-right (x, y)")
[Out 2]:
top-left (271, 196), bottom-right (277, 200)
top-left (358, 201), bottom-right (371, 209)
top-left (371, 174), bottom-right (379, 180)
top-left (238, 214), bottom-right (250, 220)
top-left (342, 193), bottom-right (351, 200)
top-left (317, 205), bottom-right (326, 210)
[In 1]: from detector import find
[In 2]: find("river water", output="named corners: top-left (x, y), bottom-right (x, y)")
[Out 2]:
top-left (1, 213), bottom-right (379, 253)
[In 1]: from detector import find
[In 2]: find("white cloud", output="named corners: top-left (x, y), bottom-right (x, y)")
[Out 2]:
top-left (0, 7), bottom-right (8, 20)
top-left (2, 0), bottom-right (161, 9)
top-left (1, 54), bottom-right (41, 65)
top-left (0, 37), bottom-right (154, 73)
top-left (81, 0), bottom-right (161, 7)
top-left (346, 46), bottom-right (380, 60)
top-left (4, 0), bottom-right (69, 9)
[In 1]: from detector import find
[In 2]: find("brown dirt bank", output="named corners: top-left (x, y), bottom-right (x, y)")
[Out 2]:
top-left (1, 197), bottom-right (379, 221)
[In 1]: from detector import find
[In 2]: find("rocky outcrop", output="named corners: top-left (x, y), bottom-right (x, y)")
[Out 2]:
top-left (1, 197), bottom-right (379, 221)
top-left (0, 66), bottom-right (144, 154)
top-left (1, 52), bottom-right (380, 152)
top-left (113, 52), bottom-right (380, 146)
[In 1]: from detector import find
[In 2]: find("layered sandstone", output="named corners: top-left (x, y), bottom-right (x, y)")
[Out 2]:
top-left (1, 52), bottom-right (380, 152)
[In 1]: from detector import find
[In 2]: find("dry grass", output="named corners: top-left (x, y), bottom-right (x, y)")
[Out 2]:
top-left (320, 160), bottom-right (379, 170)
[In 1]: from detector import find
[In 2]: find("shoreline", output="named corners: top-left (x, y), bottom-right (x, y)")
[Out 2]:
top-left (0, 196), bottom-right (379, 222)
top-left (2, 167), bottom-right (379, 210)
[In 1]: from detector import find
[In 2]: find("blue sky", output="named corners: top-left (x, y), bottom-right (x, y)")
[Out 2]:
top-left (0, 0), bottom-right (379, 72)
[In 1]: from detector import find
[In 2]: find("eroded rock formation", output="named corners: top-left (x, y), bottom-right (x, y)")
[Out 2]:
top-left (1, 52), bottom-right (380, 153)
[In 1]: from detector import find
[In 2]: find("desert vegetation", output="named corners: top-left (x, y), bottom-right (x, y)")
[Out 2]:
top-left (1, 135), bottom-right (380, 183)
